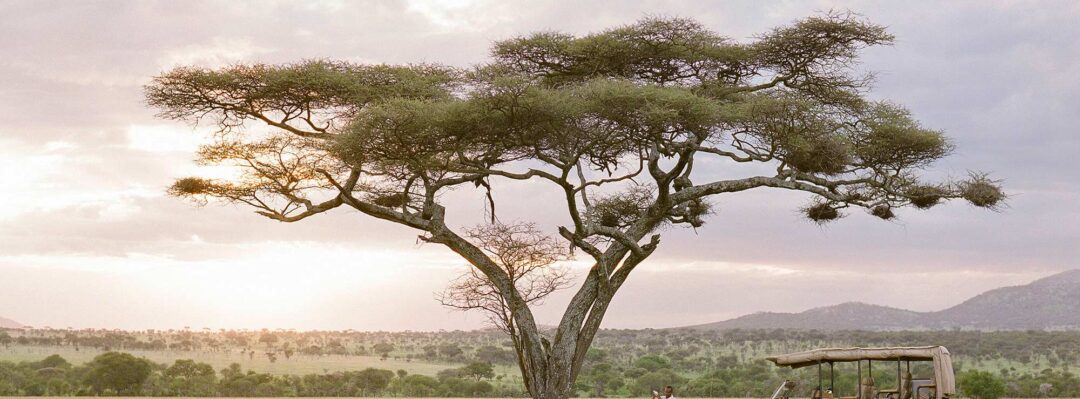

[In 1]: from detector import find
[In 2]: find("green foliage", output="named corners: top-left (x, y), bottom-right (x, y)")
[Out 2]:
top-left (960, 370), bottom-right (1007, 399)
top-left (631, 368), bottom-right (686, 396)
top-left (461, 361), bottom-right (495, 381)
top-left (35, 354), bottom-right (70, 369)
top-left (83, 352), bottom-right (153, 395)
top-left (151, 359), bottom-right (217, 396)
top-left (395, 374), bottom-right (440, 397)
top-left (438, 343), bottom-right (465, 359)
top-left (2, 328), bottom-right (1080, 397)
top-left (372, 342), bottom-right (395, 356)
top-left (146, 61), bottom-right (457, 124)
top-left (0, 331), bottom-right (13, 347)
top-left (475, 345), bottom-right (514, 364)
top-left (634, 354), bottom-right (672, 372)
top-left (577, 362), bottom-right (625, 397)
top-left (854, 103), bottom-right (953, 169)
top-left (493, 17), bottom-right (749, 86)
top-left (147, 14), bottom-right (1002, 232)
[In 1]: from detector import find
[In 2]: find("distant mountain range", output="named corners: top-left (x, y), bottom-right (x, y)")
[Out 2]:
top-left (6, 270), bottom-right (1077, 332)
top-left (0, 316), bottom-right (23, 329)
top-left (687, 269), bottom-right (1080, 331)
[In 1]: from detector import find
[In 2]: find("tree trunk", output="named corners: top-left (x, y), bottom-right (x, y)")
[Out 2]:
top-left (434, 210), bottom-right (662, 399)
top-left (534, 357), bottom-right (576, 399)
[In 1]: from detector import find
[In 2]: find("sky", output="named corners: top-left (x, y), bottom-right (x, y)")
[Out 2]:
top-left (1, 0), bottom-right (1078, 331)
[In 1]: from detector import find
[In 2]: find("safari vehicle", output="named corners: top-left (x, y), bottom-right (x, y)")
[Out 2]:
top-left (765, 346), bottom-right (956, 399)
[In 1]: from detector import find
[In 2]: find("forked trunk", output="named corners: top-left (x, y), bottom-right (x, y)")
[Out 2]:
top-left (531, 358), bottom-right (576, 399)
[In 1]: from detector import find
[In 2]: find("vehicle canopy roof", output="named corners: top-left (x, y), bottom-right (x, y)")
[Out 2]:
top-left (767, 346), bottom-right (955, 398)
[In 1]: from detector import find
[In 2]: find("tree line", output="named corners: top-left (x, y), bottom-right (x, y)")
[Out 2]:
top-left (2, 351), bottom-right (1079, 398)
top-left (6, 328), bottom-right (1078, 366)
top-left (4, 328), bottom-right (1079, 397)
top-left (0, 353), bottom-right (513, 397)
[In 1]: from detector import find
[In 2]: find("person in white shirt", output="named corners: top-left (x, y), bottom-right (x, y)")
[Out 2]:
top-left (652, 385), bottom-right (676, 399)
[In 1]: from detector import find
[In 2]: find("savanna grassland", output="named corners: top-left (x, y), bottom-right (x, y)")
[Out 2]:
top-left (1, 328), bottom-right (1079, 397)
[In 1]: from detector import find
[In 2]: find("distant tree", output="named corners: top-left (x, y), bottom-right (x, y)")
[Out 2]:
top-left (439, 343), bottom-right (464, 359)
top-left (579, 362), bottom-right (624, 397)
top-left (0, 331), bottom-right (11, 348)
top-left (220, 363), bottom-right (244, 380)
top-left (160, 359), bottom-right (217, 396)
top-left (373, 342), bottom-right (395, 358)
top-left (148, 14), bottom-right (1003, 399)
top-left (462, 362), bottom-right (496, 381)
top-left (396, 374), bottom-right (441, 397)
top-left (354, 368), bottom-right (395, 395)
top-left (632, 369), bottom-right (685, 397)
top-left (423, 345), bottom-right (439, 359)
top-left (36, 354), bottom-right (71, 369)
top-left (164, 359), bottom-right (215, 379)
top-left (476, 344), bottom-right (515, 364)
top-left (438, 367), bottom-right (466, 380)
top-left (635, 355), bottom-right (672, 372)
top-left (440, 222), bottom-right (571, 330)
top-left (258, 332), bottom-right (279, 348)
top-left (469, 380), bottom-right (496, 396)
top-left (83, 352), bottom-right (153, 395)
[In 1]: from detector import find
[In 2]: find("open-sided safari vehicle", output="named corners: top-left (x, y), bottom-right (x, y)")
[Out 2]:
top-left (766, 346), bottom-right (956, 399)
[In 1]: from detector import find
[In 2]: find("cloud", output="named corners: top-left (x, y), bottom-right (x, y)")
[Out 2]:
top-left (0, 0), bottom-right (1077, 330)
top-left (158, 37), bottom-right (274, 69)
top-left (124, 124), bottom-right (208, 153)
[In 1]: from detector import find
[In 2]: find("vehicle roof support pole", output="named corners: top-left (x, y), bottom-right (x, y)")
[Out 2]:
top-left (857, 361), bottom-right (863, 399)
top-left (897, 358), bottom-right (902, 393)
top-left (818, 361), bottom-right (823, 391)
top-left (831, 361), bottom-right (835, 391)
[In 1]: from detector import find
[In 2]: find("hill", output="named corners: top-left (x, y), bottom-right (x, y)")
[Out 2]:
top-left (688, 269), bottom-right (1080, 331)
top-left (701, 302), bottom-right (922, 330)
top-left (929, 269), bottom-right (1080, 330)
top-left (0, 316), bottom-right (24, 328)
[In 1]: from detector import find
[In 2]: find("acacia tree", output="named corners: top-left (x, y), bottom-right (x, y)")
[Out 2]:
top-left (146, 14), bottom-right (1003, 399)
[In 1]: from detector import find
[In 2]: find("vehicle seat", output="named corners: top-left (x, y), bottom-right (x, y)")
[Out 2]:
top-left (859, 376), bottom-right (876, 399)
top-left (901, 371), bottom-right (913, 399)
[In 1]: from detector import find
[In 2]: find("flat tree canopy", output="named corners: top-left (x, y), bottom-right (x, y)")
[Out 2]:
top-left (146, 13), bottom-right (1003, 399)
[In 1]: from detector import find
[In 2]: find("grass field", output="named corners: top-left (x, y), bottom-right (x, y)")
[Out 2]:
top-left (0, 345), bottom-right (459, 376)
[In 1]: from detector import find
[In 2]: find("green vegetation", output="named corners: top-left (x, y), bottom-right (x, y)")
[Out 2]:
top-left (959, 370), bottom-right (1006, 399)
top-left (1, 327), bottom-right (1078, 397)
top-left (0, 352), bottom-right (510, 397)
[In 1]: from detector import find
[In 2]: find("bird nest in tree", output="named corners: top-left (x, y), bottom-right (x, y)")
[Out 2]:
top-left (372, 193), bottom-right (410, 208)
top-left (587, 187), bottom-right (652, 228)
top-left (170, 177), bottom-right (213, 195)
top-left (804, 203), bottom-right (841, 223)
top-left (905, 185), bottom-right (946, 209)
top-left (870, 205), bottom-right (895, 220)
top-left (961, 176), bottom-right (1005, 208)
